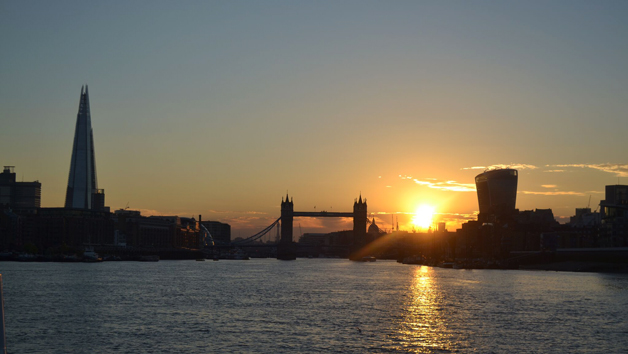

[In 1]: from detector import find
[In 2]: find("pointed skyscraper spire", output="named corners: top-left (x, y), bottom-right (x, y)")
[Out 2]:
top-left (65, 85), bottom-right (103, 210)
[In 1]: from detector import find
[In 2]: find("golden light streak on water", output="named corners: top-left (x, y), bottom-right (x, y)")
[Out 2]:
top-left (394, 266), bottom-right (453, 353)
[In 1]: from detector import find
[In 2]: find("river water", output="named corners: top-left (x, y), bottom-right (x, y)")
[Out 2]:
top-left (2, 259), bottom-right (628, 353)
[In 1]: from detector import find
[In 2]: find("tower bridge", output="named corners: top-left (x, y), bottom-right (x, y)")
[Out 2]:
top-left (225, 194), bottom-right (368, 260)
top-left (278, 193), bottom-right (367, 260)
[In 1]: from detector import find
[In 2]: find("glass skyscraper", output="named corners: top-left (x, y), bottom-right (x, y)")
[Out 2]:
top-left (64, 85), bottom-right (105, 210)
top-left (475, 168), bottom-right (518, 222)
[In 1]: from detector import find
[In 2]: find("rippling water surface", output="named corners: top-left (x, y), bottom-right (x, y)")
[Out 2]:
top-left (2, 259), bottom-right (628, 353)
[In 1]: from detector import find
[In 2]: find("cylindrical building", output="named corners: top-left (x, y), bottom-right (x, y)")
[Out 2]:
top-left (475, 168), bottom-right (518, 221)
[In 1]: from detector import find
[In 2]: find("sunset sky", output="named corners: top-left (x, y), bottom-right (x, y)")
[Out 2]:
top-left (2, 1), bottom-right (627, 239)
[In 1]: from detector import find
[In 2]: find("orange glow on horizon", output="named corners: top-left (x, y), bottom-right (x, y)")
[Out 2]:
top-left (411, 205), bottom-right (436, 230)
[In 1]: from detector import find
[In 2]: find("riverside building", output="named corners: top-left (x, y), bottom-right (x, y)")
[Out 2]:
top-left (0, 166), bottom-right (41, 214)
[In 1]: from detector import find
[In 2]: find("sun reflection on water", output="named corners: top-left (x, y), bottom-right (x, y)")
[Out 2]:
top-left (392, 266), bottom-right (453, 353)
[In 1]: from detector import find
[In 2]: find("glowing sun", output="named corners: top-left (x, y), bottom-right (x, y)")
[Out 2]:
top-left (412, 205), bottom-right (435, 229)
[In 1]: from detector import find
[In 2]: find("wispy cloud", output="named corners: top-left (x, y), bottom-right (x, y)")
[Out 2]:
top-left (520, 190), bottom-right (585, 196)
top-left (207, 209), bottom-right (267, 215)
top-left (220, 215), bottom-right (278, 231)
top-left (294, 217), bottom-right (353, 229)
top-left (127, 208), bottom-right (200, 217)
top-left (222, 216), bottom-right (263, 225)
top-left (555, 215), bottom-right (571, 223)
top-left (544, 170), bottom-right (565, 173)
top-left (508, 164), bottom-right (539, 170)
top-left (585, 190), bottom-right (604, 194)
top-left (413, 179), bottom-right (476, 192)
top-left (541, 185), bottom-right (557, 188)
top-left (551, 163), bottom-right (628, 177)
top-left (293, 217), bottom-right (326, 229)
top-left (437, 212), bottom-right (479, 220)
top-left (395, 175), bottom-right (475, 192)
top-left (462, 166), bottom-right (487, 170)
top-left (132, 208), bottom-right (164, 216)
top-left (462, 164), bottom-right (538, 171)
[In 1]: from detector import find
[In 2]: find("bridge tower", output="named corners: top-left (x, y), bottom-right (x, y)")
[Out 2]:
top-left (278, 193), bottom-right (296, 260)
top-left (350, 194), bottom-right (368, 259)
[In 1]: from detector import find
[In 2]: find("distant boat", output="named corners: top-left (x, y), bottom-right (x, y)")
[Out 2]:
top-left (220, 249), bottom-right (249, 260)
top-left (83, 248), bottom-right (102, 262)
top-left (233, 250), bottom-right (249, 260)
top-left (16, 253), bottom-right (36, 262)
top-left (401, 256), bottom-right (422, 265)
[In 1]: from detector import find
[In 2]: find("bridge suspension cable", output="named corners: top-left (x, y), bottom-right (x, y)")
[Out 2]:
top-left (199, 223), bottom-right (214, 246)
top-left (232, 217), bottom-right (281, 245)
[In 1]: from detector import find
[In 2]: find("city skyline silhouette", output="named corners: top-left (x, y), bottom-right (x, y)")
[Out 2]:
top-left (1, 1), bottom-right (627, 236)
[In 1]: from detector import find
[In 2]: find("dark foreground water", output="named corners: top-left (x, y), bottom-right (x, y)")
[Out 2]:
top-left (2, 259), bottom-right (628, 353)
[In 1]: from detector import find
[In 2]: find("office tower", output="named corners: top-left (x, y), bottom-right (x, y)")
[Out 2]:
top-left (200, 220), bottom-right (232, 245)
top-left (475, 168), bottom-right (518, 222)
top-left (0, 166), bottom-right (41, 212)
top-left (599, 185), bottom-right (628, 243)
top-left (64, 85), bottom-right (105, 210)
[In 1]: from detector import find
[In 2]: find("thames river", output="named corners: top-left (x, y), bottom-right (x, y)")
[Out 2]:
top-left (2, 259), bottom-right (628, 353)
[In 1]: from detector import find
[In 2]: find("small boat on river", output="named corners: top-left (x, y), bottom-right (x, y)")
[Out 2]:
top-left (83, 248), bottom-right (102, 262)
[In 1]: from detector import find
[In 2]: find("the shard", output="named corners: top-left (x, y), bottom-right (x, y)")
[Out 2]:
top-left (64, 85), bottom-right (105, 210)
